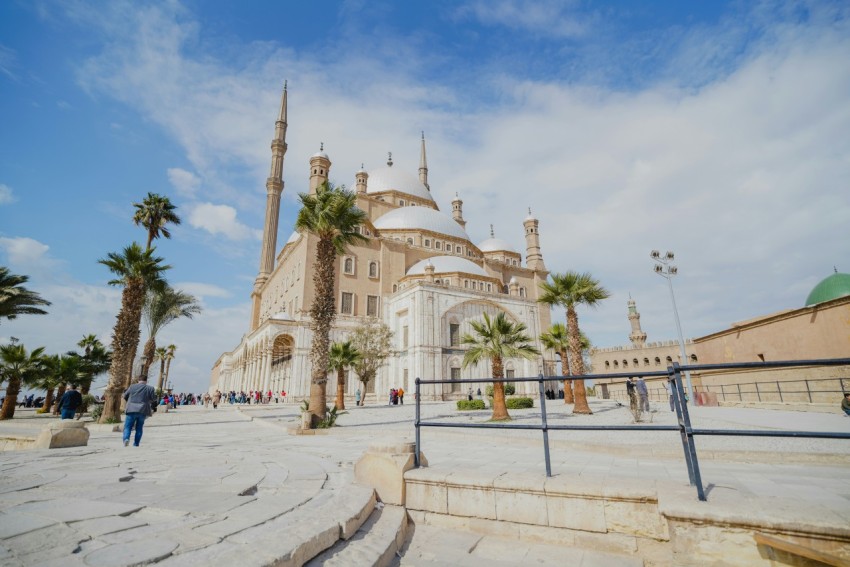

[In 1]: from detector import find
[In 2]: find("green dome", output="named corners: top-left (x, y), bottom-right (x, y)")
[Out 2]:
top-left (805, 272), bottom-right (850, 306)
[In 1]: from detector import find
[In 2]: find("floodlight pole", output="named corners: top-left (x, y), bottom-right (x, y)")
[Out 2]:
top-left (651, 250), bottom-right (694, 403)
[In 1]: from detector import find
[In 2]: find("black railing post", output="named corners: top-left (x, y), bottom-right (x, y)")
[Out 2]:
top-left (755, 382), bottom-right (760, 402)
top-left (670, 367), bottom-right (696, 487)
top-left (805, 380), bottom-right (812, 403)
top-left (538, 374), bottom-right (552, 477)
top-left (414, 377), bottom-right (421, 468)
top-left (777, 381), bottom-right (783, 402)
top-left (673, 362), bottom-right (706, 501)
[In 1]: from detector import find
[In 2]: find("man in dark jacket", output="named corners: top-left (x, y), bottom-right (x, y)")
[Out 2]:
top-left (122, 376), bottom-right (157, 447)
top-left (58, 384), bottom-right (83, 420)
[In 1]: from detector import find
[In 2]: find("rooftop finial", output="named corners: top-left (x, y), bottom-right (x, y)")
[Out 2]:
top-left (421, 130), bottom-right (425, 140)
top-left (284, 79), bottom-right (287, 91)
top-left (387, 152), bottom-right (393, 167)
top-left (528, 207), bottom-right (532, 215)
top-left (320, 142), bottom-right (324, 151)
top-left (490, 224), bottom-right (495, 238)
top-left (361, 163), bottom-right (364, 170)
top-left (836, 266), bottom-right (840, 273)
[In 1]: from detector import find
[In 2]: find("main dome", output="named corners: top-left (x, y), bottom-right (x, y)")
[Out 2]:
top-left (805, 272), bottom-right (850, 306)
top-left (373, 206), bottom-right (470, 241)
top-left (366, 166), bottom-right (433, 202)
top-left (478, 237), bottom-right (517, 253)
top-left (406, 256), bottom-right (488, 277)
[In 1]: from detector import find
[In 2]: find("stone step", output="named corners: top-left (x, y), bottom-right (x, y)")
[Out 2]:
top-left (397, 524), bottom-right (644, 567)
top-left (157, 484), bottom-right (376, 567)
top-left (306, 504), bottom-right (408, 567)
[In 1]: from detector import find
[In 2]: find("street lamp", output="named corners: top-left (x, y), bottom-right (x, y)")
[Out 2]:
top-left (650, 250), bottom-right (694, 402)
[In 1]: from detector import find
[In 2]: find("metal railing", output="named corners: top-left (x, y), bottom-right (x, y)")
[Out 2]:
top-left (414, 357), bottom-right (850, 501)
top-left (606, 376), bottom-right (850, 404)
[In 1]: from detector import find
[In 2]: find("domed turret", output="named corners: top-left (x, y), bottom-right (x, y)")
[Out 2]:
top-left (805, 270), bottom-right (850, 306)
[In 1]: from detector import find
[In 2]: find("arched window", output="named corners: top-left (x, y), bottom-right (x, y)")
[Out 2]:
top-left (643, 358), bottom-right (650, 366)
top-left (406, 238), bottom-right (413, 245)
top-left (424, 239), bottom-right (431, 247)
top-left (446, 244), bottom-right (453, 253)
top-left (666, 356), bottom-right (673, 365)
top-left (633, 358), bottom-right (639, 367)
top-left (690, 354), bottom-right (698, 363)
top-left (614, 360), bottom-right (619, 368)
top-left (605, 361), bottom-right (610, 369)
top-left (343, 257), bottom-right (354, 275)
top-left (368, 261), bottom-right (378, 278)
top-left (623, 360), bottom-right (628, 368)
top-left (655, 357), bottom-right (661, 366)
top-left (435, 242), bottom-right (442, 250)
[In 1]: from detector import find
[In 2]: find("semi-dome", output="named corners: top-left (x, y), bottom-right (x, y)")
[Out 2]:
top-left (805, 272), bottom-right (850, 306)
top-left (406, 256), bottom-right (488, 277)
top-left (478, 237), bottom-right (517, 254)
top-left (366, 165), bottom-right (433, 202)
top-left (373, 206), bottom-right (470, 240)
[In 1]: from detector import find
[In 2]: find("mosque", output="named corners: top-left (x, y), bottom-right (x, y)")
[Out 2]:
top-left (210, 86), bottom-right (555, 400)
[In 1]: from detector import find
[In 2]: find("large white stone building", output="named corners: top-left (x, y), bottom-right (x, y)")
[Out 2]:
top-left (211, 86), bottom-right (555, 401)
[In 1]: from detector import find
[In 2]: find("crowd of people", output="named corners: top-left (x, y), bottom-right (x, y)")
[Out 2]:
top-left (203, 389), bottom-right (289, 408)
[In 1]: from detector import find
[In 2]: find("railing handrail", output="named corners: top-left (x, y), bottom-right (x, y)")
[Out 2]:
top-left (413, 357), bottom-right (850, 503)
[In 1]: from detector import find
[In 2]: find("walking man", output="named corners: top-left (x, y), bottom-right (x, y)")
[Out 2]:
top-left (57, 384), bottom-right (83, 420)
top-left (123, 376), bottom-right (157, 447)
top-left (636, 377), bottom-right (650, 412)
top-left (355, 388), bottom-right (361, 407)
top-left (626, 377), bottom-right (637, 412)
top-left (398, 387), bottom-right (404, 405)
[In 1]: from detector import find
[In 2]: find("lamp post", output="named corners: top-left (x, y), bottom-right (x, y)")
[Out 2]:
top-left (650, 250), bottom-right (694, 403)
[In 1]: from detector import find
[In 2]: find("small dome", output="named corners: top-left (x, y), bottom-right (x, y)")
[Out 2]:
top-left (373, 206), bottom-right (470, 241)
top-left (805, 272), bottom-right (850, 306)
top-left (524, 207), bottom-right (537, 222)
top-left (366, 165), bottom-right (433, 202)
top-left (407, 256), bottom-right (488, 277)
top-left (478, 237), bottom-right (517, 254)
top-left (311, 143), bottom-right (329, 160)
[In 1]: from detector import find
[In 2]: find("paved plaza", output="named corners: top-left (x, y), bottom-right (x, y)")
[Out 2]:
top-left (0, 399), bottom-right (848, 565)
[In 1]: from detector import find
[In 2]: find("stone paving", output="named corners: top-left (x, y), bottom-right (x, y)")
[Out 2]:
top-left (0, 398), bottom-right (848, 565)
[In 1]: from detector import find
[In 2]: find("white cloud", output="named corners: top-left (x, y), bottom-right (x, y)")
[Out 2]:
top-left (188, 202), bottom-right (262, 241)
top-left (0, 236), bottom-right (53, 271)
top-left (172, 281), bottom-right (231, 299)
top-left (167, 167), bottom-right (201, 198)
top-left (0, 184), bottom-right (15, 205)
top-left (454, 0), bottom-right (588, 38)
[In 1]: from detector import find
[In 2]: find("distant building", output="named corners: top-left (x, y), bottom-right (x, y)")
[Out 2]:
top-left (210, 86), bottom-right (555, 400)
top-left (590, 272), bottom-right (850, 405)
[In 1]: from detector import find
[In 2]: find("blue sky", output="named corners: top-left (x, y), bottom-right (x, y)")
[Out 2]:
top-left (1, 1), bottom-right (849, 394)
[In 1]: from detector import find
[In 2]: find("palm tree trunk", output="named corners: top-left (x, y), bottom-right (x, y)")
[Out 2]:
top-left (101, 279), bottom-right (145, 423)
top-left (52, 384), bottom-right (66, 415)
top-left (567, 307), bottom-right (592, 414)
top-left (335, 367), bottom-right (346, 410)
top-left (40, 388), bottom-right (54, 413)
top-left (0, 377), bottom-right (21, 420)
top-left (157, 358), bottom-right (166, 392)
top-left (140, 336), bottom-right (156, 380)
top-left (164, 357), bottom-right (173, 387)
top-left (307, 237), bottom-right (336, 426)
top-left (490, 356), bottom-right (510, 421)
top-left (560, 348), bottom-right (574, 404)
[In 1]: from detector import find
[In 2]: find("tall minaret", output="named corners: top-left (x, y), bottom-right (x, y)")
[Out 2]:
top-left (451, 192), bottom-right (466, 229)
top-left (251, 83), bottom-right (288, 330)
top-left (523, 208), bottom-right (546, 271)
top-left (309, 143), bottom-right (331, 194)
top-left (628, 298), bottom-right (648, 347)
top-left (419, 131), bottom-right (429, 191)
top-left (355, 164), bottom-right (368, 194)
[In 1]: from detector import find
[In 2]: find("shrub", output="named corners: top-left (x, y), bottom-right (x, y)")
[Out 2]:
top-left (456, 399), bottom-right (486, 411)
top-left (505, 397), bottom-right (534, 409)
top-left (317, 405), bottom-right (347, 428)
top-left (485, 383), bottom-right (516, 397)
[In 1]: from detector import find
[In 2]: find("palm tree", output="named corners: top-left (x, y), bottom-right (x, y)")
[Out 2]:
top-left (0, 343), bottom-right (45, 419)
top-left (29, 354), bottom-right (63, 413)
top-left (78, 334), bottom-right (99, 356)
top-left (539, 272), bottom-right (610, 415)
top-left (296, 182), bottom-right (368, 426)
top-left (0, 266), bottom-right (50, 323)
top-left (98, 243), bottom-right (170, 423)
top-left (540, 324), bottom-right (592, 404)
top-left (51, 355), bottom-right (84, 415)
top-left (75, 335), bottom-right (111, 396)
top-left (329, 340), bottom-right (360, 411)
top-left (154, 347), bottom-right (168, 392)
top-left (133, 193), bottom-right (181, 250)
top-left (140, 285), bottom-right (201, 379)
top-left (461, 312), bottom-right (540, 421)
top-left (162, 344), bottom-right (176, 390)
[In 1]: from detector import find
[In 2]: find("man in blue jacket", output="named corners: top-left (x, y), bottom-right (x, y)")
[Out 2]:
top-left (57, 384), bottom-right (83, 420)
top-left (122, 376), bottom-right (157, 447)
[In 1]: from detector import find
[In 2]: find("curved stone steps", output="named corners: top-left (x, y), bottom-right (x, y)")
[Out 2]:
top-left (157, 483), bottom-right (376, 567)
top-left (306, 504), bottom-right (408, 567)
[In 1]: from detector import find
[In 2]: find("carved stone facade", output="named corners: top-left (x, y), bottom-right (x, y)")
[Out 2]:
top-left (211, 88), bottom-right (555, 400)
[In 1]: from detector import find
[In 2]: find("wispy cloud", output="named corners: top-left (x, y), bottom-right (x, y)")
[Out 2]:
top-left (454, 0), bottom-right (589, 38)
top-left (172, 281), bottom-right (231, 299)
top-left (0, 44), bottom-right (18, 80)
top-left (0, 183), bottom-right (15, 205)
top-left (167, 167), bottom-right (201, 198)
top-left (188, 202), bottom-right (261, 241)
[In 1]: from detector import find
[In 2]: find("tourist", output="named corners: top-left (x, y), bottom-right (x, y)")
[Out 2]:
top-left (477, 388), bottom-right (482, 400)
top-left (636, 377), bottom-right (649, 411)
top-left (842, 392), bottom-right (850, 417)
top-left (281, 390), bottom-right (287, 403)
top-left (626, 377), bottom-right (637, 412)
top-left (57, 384), bottom-right (82, 420)
top-left (213, 389), bottom-right (221, 409)
top-left (122, 376), bottom-right (157, 447)
top-left (398, 387), bottom-right (405, 404)
top-left (467, 387), bottom-right (473, 401)
top-left (355, 388), bottom-right (361, 407)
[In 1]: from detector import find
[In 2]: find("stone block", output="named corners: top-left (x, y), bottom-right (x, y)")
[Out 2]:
top-left (605, 498), bottom-right (669, 541)
top-left (32, 420), bottom-right (89, 449)
top-left (544, 477), bottom-right (606, 533)
top-left (404, 468), bottom-right (448, 514)
top-left (446, 471), bottom-right (497, 520)
top-left (493, 473), bottom-right (549, 526)
top-left (354, 439), bottom-right (424, 506)
top-left (84, 538), bottom-right (178, 566)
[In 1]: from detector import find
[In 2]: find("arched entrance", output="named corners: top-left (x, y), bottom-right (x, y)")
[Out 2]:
top-left (270, 334), bottom-right (294, 396)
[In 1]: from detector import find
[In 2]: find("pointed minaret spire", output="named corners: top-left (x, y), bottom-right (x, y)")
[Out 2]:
top-left (387, 152), bottom-right (393, 167)
top-left (490, 224), bottom-right (495, 238)
top-left (252, 82), bottom-right (289, 330)
top-left (419, 131), bottom-right (429, 190)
